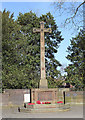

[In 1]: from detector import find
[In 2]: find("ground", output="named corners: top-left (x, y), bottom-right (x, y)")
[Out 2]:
top-left (0, 104), bottom-right (84, 119)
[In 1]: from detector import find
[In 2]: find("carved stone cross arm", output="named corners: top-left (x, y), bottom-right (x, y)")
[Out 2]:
top-left (33, 27), bottom-right (52, 33)
top-left (44, 28), bottom-right (52, 33)
top-left (33, 28), bottom-right (40, 33)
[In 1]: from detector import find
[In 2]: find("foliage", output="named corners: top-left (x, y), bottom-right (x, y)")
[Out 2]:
top-left (52, 2), bottom-right (84, 31)
top-left (2, 9), bottom-right (28, 89)
top-left (65, 30), bottom-right (85, 90)
top-left (17, 11), bottom-right (63, 88)
top-left (2, 10), bottom-right (64, 89)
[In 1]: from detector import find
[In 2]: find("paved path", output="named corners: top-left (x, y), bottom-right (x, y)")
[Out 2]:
top-left (0, 104), bottom-right (84, 119)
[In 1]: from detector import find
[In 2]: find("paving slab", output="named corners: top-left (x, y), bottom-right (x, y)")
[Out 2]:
top-left (1, 104), bottom-right (83, 118)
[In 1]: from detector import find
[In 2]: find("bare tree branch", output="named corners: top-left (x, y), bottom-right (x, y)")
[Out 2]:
top-left (64, 1), bottom-right (85, 25)
top-left (52, 1), bottom-right (84, 33)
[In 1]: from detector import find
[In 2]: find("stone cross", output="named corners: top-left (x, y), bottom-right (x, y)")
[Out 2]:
top-left (33, 21), bottom-right (52, 88)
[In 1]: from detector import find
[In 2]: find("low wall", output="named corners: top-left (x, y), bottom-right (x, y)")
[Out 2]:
top-left (2, 89), bottom-right (83, 106)
top-left (2, 89), bottom-right (30, 106)
top-left (57, 89), bottom-right (83, 104)
top-left (65, 91), bottom-right (83, 104)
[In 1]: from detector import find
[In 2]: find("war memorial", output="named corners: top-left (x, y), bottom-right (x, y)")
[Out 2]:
top-left (1, 21), bottom-right (83, 117)
top-left (17, 21), bottom-right (71, 113)
top-left (1, 3), bottom-right (84, 118)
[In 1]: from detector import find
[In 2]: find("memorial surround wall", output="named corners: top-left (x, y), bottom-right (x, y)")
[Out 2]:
top-left (2, 89), bottom-right (30, 106)
top-left (2, 89), bottom-right (83, 106)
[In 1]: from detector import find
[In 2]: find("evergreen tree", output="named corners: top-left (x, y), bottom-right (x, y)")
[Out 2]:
top-left (65, 30), bottom-right (85, 90)
top-left (2, 10), bottom-right (64, 89)
top-left (17, 11), bottom-right (64, 88)
top-left (2, 9), bottom-right (27, 89)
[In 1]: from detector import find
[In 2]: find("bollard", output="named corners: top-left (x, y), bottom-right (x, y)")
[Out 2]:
top-left (63, 91), bottom-right (65, 104)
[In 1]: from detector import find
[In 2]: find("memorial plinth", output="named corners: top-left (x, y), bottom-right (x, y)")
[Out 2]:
top-left (31, 88), bottom-right (58, 104)
top-left (19, 102), bottom-right (70, 113)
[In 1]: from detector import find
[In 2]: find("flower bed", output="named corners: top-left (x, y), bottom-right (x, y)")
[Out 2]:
top-left (45, 102), bottom-right (51, 104)
top-left (27, 101), bottom-right (51, 106)
top-left (27, 101), bottom-right (63, 106)
top-left (36, 100), bottom-right (51, 104)
top-left (57, 101), bottom-right (63, 104)
top-left (28, 103), bottom-right (35, 105)
top-left (36, 100), bottom-right (41, 104)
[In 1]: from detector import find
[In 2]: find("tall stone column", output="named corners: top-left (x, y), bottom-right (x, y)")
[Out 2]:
top-left (33, 21), bottom-right (52, 88)
top-left (40, 21), bottom-right (47, 88)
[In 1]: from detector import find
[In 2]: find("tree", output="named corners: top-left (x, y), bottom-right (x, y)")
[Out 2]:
top-left (65, 30), bottom-right (85, 90)
top-left (52, 1), bottom-right (84, 32)
top-left (17, 11), bottom-right (64, 88)
top-left (2, 10), bottom-right (64, 89)
top-left (2, 9), bottom-right (28, 89)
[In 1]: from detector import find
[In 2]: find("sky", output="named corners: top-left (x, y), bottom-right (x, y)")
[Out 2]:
top-left (1, 1), bottom-right (83, 74)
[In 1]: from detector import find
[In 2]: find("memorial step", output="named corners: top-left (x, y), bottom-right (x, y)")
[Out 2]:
top-left (18, 103), bottom-right (70, 113)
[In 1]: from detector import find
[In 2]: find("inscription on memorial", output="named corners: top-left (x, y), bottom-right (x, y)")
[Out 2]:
top-left (31, 89), bottom-right (58, 103)
top-left (38, 91), bottom-right (53, 101)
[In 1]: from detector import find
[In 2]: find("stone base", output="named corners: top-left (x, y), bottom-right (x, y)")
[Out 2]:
top-left (39, 79), bottom-right (48, 88)
top-left (31, 88), bottom-right (58, 104)
top-left (19, 103), bottom-right (70, 113)
top-left (26, 104), bottom-right (59, 109)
